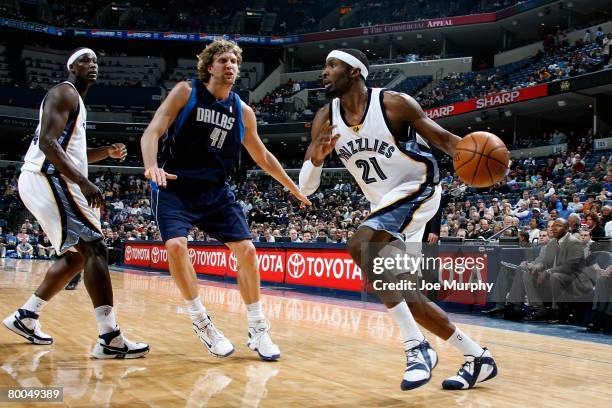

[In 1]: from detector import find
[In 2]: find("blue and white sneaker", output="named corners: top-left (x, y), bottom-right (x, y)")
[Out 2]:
top-left (401, 340), bottom-right (438, 390)
top-left (193, 316), bottom-right (235, 358)
top-left (2, 309), bottom-right (53, 345)
top-left (247, 320), bottom-right (281, 361)
top-left (91, 329), bottom-right (149, 359)
top-left (442, 348), bottom-right (497, 390)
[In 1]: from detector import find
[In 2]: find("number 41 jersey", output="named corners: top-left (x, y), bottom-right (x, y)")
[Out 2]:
top-left (158, 79), bottom-right (245, 186)
top-left (331, 88), bottom-right (439, 209)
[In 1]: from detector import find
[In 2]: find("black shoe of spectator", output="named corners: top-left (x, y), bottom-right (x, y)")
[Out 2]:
top-left (547, 309), bottom-right (561, 324)
top-left (586, 311), bottom-right (605, 333)
top-left (524, 308), bottom-right (550, 322)
top-left (482, 305), bottom-right (505, 316)
top-left (586, 321), bottom-right (603, 333)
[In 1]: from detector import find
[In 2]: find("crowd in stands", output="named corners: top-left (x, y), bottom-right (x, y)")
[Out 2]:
top-left (506, 127), bottom-right (610, 153)
top-left (438, 152), bottom-right (612, 242)
top-left (339, 0), bottom-right (516, 30)
top-left (2, 145), bottom-right (611, 250)
top-left (252, 78), bottom-right (312, 124)
top-left (253, 67), bottom-right (404, 123)
top-left (417, 28), bottom-right (612, 109)
top-left (2, 19), bottom-right (611, 129)
top-left (6, 0), bottom-right (520, 36)
top-left (43, 0), bottom-right (240, 34)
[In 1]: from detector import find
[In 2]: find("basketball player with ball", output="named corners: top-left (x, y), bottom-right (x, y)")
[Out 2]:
top-left (299, 49), bottom-right (505, 391)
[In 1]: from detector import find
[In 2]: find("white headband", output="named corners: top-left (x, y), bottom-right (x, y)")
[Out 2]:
top-left (326, 50), bottom-right (368, 79)
top-left (66, 48), bottom-right (96, 71)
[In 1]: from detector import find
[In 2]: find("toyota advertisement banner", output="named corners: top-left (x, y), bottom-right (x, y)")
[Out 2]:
top-left (284, 249), bottom-right (363, 292)
top-left (123, 243), bottom-right (151, 268)
top-left (123, 243), bottom-right (491, 300)
top-left (123, 243), bottom-right (363, 291)
top-left (226, 249), bottom-right (286, 283)
top-left (435, 251), bottom-right (489, 305)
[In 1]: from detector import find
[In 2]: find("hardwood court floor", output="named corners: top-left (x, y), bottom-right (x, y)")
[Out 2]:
top-left (1, 258), bottom-right (611, 407)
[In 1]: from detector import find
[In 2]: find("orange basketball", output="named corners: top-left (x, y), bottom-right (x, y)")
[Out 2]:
top-left (453, 131), bottom-right (510, 188)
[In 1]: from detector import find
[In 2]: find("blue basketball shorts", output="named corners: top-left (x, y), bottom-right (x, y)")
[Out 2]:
top-left (151, 182), bottom-right (251, 243)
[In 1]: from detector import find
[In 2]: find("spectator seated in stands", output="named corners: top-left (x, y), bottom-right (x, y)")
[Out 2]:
top-left (2, 230), bottom-right (18, 257)
top-left (16, 238), bottom-right (34, 259)
top-left (37, 234), bottom-right (55, 259)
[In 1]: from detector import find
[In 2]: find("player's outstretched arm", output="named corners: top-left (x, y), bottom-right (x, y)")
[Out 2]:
top-left (384, 91), bottom-right (461, 157)
top-left (300, 105), bottom-right (339, 195)
top-left (87, 143), bottom-right (127, 163)
top-left (38, 84), bottom-right (103, 207)
top-left (140, 81), bottom-right (190, 187)
top-left (241, 102), bottom-right (311, 205)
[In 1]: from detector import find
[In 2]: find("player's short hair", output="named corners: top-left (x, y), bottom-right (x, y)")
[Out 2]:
top-left (336, 48), bottom-right (369, 79)
top-left (197, 39), bottom-right (243, 83)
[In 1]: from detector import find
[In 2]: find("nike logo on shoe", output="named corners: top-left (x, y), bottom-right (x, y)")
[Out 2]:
top-left (101, 344), bottom-right (129, 353)
top-left (14, 319), bottom-right (35, 336)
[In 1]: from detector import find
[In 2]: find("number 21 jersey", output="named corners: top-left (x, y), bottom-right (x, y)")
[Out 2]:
top-left (331, 88), bottom-right (439, 207)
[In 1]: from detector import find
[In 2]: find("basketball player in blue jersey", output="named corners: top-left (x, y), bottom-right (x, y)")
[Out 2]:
top-left (300, 49), bottom-right (497, 390)
top-left (4, 48), bottom-right (149, 359)
top-left (141, 40), bottom-right (310, 361)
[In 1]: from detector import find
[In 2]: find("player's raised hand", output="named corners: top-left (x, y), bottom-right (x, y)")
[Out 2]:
top-left (108, 143), bottom-right (128, 161)
top-left (312, 120), bottom-right (340, 163)
top-left (144, 166), bottom-right (177, 188)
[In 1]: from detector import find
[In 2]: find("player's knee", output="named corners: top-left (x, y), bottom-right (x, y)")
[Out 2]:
top-left (89, 239), bottom-right (108, 260)
top-left (165, 238), bottom-right (187, 257)
top-left (236, 241), bottom-right (257, 263)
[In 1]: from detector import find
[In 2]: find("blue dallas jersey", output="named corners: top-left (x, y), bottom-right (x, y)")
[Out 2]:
top-left (158, 79), bottom-right (245, 186)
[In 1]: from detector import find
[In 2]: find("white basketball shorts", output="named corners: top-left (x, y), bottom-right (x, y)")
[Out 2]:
top-left (18, 170), bottom-right (103, 254)
top-left (361, 183), bottom-right (442, 242)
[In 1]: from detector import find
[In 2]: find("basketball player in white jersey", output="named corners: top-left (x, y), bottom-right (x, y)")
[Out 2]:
top-left (299, 49), bottom-right (497, 390)
top-left (3, 48), bottom-right (149, 359)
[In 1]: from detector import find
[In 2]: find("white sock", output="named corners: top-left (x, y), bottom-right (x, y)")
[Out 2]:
top-left (185, 296), bottom-right (207, 322)
top-left (388, 302), bottom-right (425, 347)
top-left (246, 301), bottom-right (265, 326)
top-left (446, 327), bottom-right (484, 357)
top-left (94, 305), bottom-right (118, 335)
top-left (22, 294), bottom-right (48, 315)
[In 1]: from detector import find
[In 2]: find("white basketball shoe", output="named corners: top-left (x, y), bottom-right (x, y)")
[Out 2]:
top-left (91, 329), bottom-right (150, 359)
top-left (442, 348), bottom-right (497, 390)
top-left (401, 340), bottom-right (438, 390)
top-left (193, 316), bottom-right (235, 358)
top-left (3, 309), bottom-right (53, 345)
top-left (247, 320), bottom-right (281, 361)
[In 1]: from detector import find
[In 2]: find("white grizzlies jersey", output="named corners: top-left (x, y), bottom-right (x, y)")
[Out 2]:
top-left (22, 81), bottom-right (88, 177)
top-left (18, 81), bottom-right (102, 254)
top-left (331, 88), bottom-right (439, 209)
